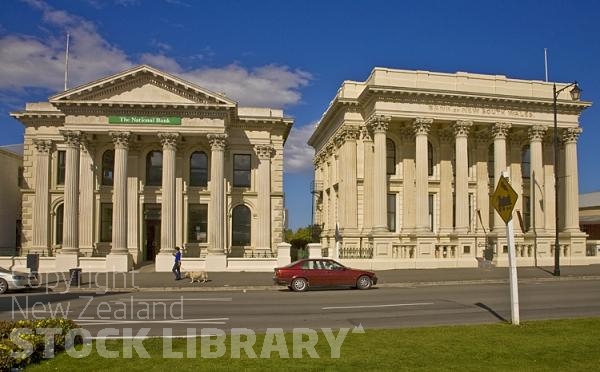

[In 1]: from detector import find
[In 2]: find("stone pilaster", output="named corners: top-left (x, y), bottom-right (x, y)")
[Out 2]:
top-left (454, 120), bottom-right (472, 233)
top-left (528, 125), bottom-right (546, 232)
top-left (339, 127), bottom-right (359, 231)
top-left (562, 127), bottom-right (582, 232)
top-left (361, 127), bottom-right (374, 231)
top-left (110, 131), bottom-right (130, 254)
top-left (255, 144), bottom-right (274, 251)
top-left (32, 139), bottom-right (52, 251)
top-left (492, 123), bottom-right (511, 232)
top-left (543, 135), bottom-right (555, 233)
top-left (400, 127), bottom-right (416, 233)
top-left (61, 131), bottom-right (81, 255)
top-left (158, 132), bottom-right (179, 254)
top-left (414, 118), bottom-right (433, 232)
top-left (207, 133), bottom-right (227, 255)
top-left (368, 115), bottom-right (390, 233)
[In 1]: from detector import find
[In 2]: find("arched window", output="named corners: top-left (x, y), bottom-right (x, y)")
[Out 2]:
top-left (55, 203), bottom-right (64, 245)
top-left (190, 151), bottom-right (208, 187)
top-left (232, 205), bottom-right (251, 246)
top-left (521, 145), bottom-right (531, 179)
top-left (102, 150), bottom-right (115, 186)
top-left (146, 151), bottom-right (162, 186)
top-left (428, 141), bottom-right (434, 176)
top-left (386, 139), bottom-right (396, 175)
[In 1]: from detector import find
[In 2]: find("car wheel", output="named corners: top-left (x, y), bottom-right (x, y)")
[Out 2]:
top-left (0, 279), bottom-right (7, 294)
top-left (291, 278), bottom-right (308, 292)
top-left (356, 275), bottom-right (372, 290)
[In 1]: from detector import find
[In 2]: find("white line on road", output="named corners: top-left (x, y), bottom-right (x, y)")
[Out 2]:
top-left (322, 302), bottom-right (434, 310)
top-left (76, 318), bottom-right (229, 325)
top-left (113, 298), bottom-right (233, 302)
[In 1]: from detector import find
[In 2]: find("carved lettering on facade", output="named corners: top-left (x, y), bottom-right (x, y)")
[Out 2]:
top-left (427, 104), bottom-right (534, 118)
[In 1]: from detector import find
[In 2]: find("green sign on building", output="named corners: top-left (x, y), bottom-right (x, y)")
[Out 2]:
top-left (108, 116), bottom-right (181, 125)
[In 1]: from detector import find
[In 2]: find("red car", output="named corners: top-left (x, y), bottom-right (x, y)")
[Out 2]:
top-left (273, 258), bottom-right (377, 292)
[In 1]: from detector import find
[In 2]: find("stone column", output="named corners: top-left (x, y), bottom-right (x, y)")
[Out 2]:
top-left (401, 127), bottom-right (416, 232)
top-left (340, 127), bottom-right (359, 231)
top-left (368, 116), bottom-right (390, 233)
top-left (61, 131), bottom-right (81, 255)
top-left (543, 136), bottom-right (555, 232)
top-left (438, 129), bottom-right (453, 234)
top-left (32, 139), bottom-right (52, 252)
top-left (529, 126), bottom-right (546, 233)
top-left (492, 123), bottom-right (511, 232)
top-left (110, 132), bottom-right (130, 254)
top-left (158, 133), bottom-right (179, 254)
top-left (414, 118), bottom-right (433, 232)
top-left (255, 144), bottom-right (274, 251)
top-left (474, 131), bottom-right (490, 233)
top-left (454, 120), bottom-right (472, 233)
top-left (207, 133), bottom-right (227, 255)
top-left (78, 139), bottom-right (95, 256)
top-left (509, 134), bottom-right (524, 228)
top-left (562, 127), bottom-right (583, 232)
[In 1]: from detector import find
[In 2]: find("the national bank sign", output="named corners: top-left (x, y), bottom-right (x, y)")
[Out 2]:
top-left (108, 116), bottom-right (181, 125)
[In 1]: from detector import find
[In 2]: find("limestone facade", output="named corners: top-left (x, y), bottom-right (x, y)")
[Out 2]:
top-left (308, 67), bottom-right (599, 268)
top-left (10, 65), bottom-right (291, 272)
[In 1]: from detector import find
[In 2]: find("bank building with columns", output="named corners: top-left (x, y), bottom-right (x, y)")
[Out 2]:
top-left (9, 65), bottom-right (292, 272)
top-left (309, 67), bottom-right (600, 269)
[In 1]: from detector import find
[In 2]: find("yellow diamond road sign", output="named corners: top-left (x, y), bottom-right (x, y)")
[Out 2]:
top-left (492, 175), bottom-right (518, 224)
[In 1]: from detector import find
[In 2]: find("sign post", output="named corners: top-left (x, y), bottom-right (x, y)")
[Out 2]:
top-left (492, 172), bottom-right (520, 325)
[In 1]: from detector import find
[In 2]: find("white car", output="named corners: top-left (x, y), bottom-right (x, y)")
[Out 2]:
top-left (0, 267), bottom-right (40, 294)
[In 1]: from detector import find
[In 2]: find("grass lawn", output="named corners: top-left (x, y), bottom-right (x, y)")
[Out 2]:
top-left (28, 318), bottom-right (600, 371)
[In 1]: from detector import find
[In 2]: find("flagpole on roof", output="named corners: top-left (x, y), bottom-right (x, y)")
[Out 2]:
top-left (64, 32), bottom-right (70, 91)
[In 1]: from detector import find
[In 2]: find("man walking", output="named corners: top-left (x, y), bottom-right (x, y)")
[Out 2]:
top-left (173, 246), bottom-right (182, 280)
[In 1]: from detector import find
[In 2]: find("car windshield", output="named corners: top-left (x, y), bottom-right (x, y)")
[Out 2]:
top-left (0, 267), bottom-right (11, 274)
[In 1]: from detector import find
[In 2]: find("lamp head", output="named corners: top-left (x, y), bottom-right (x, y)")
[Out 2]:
top-left (569, 83), bottom-right (581, 100)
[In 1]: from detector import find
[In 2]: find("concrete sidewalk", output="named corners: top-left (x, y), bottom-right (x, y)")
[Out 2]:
top-left (38, 264), bottom-right (600, 293)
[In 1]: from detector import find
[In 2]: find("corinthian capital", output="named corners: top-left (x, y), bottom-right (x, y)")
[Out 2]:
top-left (562, 127), bottom-right (583, 144)
top-left (413, 118), bottom-right (433, 136)
top-left (255, 144), bottom-right (275, 160)
top-left (492, 122), bottom-right (511, 139)
top-left (61, 130), bottom-right (82, 148)
top-left (110, 131), bottom-right (131, 150)
top-left (453, 120), bottom-right (472, 137)
top-left (158, 133), bottom-right (179, 151)
top-left (207, 133), bottom-right (228, 151)
top-left (367, 115), bottom-right (390, 133)
top-left (33, 139), bottom-right (53, 154)
top-left (528, 125), bottom-right (547, 142)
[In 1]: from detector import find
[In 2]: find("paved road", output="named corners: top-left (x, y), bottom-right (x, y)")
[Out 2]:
top-left (2, 278), bottom-right (598, 337)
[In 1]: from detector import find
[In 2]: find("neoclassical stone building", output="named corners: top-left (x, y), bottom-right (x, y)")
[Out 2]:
top-left (309, 67), bottom-right (599, 269)
top-left (9, 65), bottom-right (291, 272)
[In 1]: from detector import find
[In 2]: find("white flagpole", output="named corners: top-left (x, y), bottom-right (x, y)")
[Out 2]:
top-left (64, 33), bottom-right (70, 91)
top-left (544, 48), bottom-right (549, 82)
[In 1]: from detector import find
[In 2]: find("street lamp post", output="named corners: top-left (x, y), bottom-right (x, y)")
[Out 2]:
top-left (553, 81), bottom-right (581, 277)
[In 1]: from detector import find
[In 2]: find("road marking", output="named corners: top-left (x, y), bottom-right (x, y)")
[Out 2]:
top-left (112, 298), bottom-right (232, 302)
top-left (76, 317), bottom-right (229, 326)
top-left (322, 302), bottom-right (434, 310)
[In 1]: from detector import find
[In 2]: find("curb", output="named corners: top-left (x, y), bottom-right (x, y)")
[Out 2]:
top-left (41, 275), bottom-right (600, 294)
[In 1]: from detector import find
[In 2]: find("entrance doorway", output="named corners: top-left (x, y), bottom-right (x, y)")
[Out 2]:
top-left (143, 204), bottom-right (161, 261)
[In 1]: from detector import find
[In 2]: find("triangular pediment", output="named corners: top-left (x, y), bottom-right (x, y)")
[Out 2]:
top-left (50, 65), bottom-right (237, 108)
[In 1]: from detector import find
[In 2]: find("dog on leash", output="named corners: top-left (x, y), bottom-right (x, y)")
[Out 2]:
top-left (183, 270), bottom-right (209, 284)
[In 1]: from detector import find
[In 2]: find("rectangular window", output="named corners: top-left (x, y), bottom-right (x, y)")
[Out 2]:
top-left (523, 196), bottom-right (531, 232)
top-left (428, 193), bottom-right (435, 232)
top-left (188, 204), bottom-right (208, 243)
top-left (387, 194), bottom-right (396, 232)
top-left (233, 154), bottom-right (251, 187)
top-left (57, 150), bottom-right (66, 185)
top-left (100, 203), bottom-right (113, 242)
top-left (18, 166), bottom-right (24, 188)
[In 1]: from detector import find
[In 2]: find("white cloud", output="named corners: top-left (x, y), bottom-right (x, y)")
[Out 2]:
top-left (284, 122), bottom-right (316, 174)
top-left (0, 1), bottom-right (312, 109)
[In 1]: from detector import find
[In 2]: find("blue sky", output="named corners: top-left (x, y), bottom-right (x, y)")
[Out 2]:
top-left (1, 0), bottom-right (600, 231)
